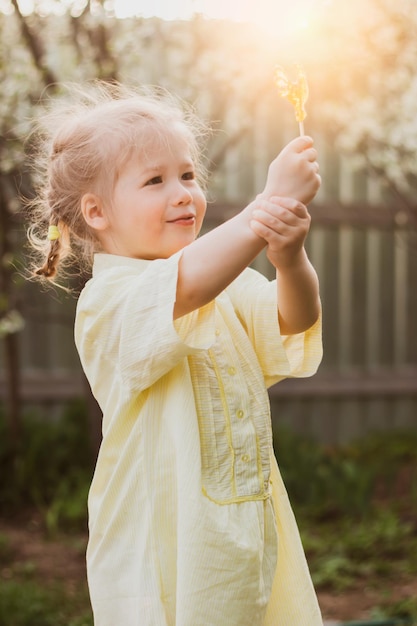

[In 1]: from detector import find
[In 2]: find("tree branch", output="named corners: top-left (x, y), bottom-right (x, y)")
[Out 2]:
top-left (10, 0), bottom-right (58, 87)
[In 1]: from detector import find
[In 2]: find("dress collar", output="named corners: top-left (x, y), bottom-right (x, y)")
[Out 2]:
top-left (92, 253), bottom-right (152, 277)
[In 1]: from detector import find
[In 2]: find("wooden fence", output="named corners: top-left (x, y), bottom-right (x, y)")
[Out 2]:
top-left (1, 125), bottom-right (417, 444)
top-left (204, 199), bottom-right (417, 444)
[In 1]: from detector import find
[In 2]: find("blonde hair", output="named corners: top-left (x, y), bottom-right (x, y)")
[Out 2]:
top-left (27, 81), bottom-right (210, 283)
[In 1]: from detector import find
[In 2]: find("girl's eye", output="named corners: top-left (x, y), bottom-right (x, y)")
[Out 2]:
top-left (145, 176), bottom-right (162, 186)
top-left (182, 171), bottom-right (195, 181)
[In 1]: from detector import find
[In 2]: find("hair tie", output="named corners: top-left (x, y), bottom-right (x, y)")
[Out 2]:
top-left (47, 224), bottom-right (60, 241)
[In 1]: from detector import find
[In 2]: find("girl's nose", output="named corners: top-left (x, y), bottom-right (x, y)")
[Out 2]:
top-left (172, 180), bottom-right (193, 205)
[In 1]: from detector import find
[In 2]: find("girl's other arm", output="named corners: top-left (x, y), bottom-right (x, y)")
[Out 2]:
top-left (250, 196), bottom-right (321, 335)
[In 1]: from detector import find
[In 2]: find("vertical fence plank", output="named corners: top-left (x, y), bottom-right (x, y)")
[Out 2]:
top-left (313, 133), bottom-right (333, 201)
top-left (365, 397), bottom-right (391, 433)
top-left (338, 227), bottom-right (354, 368)
top-left (367, 175), bottom-right (382, 205)
top-left (351, 230), bottom-right (367, 366)
top-left (406, 231), bottom-right (417, 363)
top-left (309, 398), bottom-right (340, 445)
top-left (337, 397), bottom-right (365, 443)
top-left (365, 229), bottom-right (381, 368)
top-left (339, 156), bottom-right (355, 204)
top-left (393, 230), bottom-right (408, 366)
top-left (307, 228), bottom-right (326, 293)
top-left (379, 229), bottom-right (395, 366)
top-left (320, 228), bottom-right (340, 370)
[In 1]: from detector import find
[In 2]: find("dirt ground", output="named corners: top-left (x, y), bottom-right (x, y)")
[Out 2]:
top-left (319, 582), bottom-right (417, 622)
top-left (0, 516), bottom-right (88, 596)
top-left (1, 515), bottom-right (417, 623)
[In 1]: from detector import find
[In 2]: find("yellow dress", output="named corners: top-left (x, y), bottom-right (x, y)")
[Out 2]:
top-left (75, 251), bottom-right (323, 626)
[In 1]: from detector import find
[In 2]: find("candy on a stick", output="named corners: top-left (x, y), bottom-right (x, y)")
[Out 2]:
top-left (275, 65), bottom-right (309, 135)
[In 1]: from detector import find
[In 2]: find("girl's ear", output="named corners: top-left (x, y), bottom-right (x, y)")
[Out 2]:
top-left (81, 193), bottom-right (109, 232)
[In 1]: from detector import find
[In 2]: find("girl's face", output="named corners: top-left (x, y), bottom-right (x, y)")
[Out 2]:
top-left (99, 129), bottom-right (207, 259)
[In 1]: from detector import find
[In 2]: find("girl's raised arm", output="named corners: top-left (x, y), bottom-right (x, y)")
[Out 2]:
top-left (174, 202), bottom-right (265, 319)
top-left (174, 136), bottom-right (320, 320)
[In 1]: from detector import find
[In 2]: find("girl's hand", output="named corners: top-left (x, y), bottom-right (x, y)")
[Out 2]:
top-left (262, 136), bottom-right (321, 206)
top-left (250, 196), bottom-right (311, 270)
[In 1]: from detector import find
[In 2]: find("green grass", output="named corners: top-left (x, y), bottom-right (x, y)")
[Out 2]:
top-left (302, 508), bottom-right (417, 591)
top-left (0, 580), bottom-right (92, 626)
top-left (0, 528), bottom-right (92, 626)
top-left (273, 427), bottom-right (417, 622)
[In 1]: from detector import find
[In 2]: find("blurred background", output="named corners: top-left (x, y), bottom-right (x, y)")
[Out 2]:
top-left (0, 0), bottom-right (416, 624)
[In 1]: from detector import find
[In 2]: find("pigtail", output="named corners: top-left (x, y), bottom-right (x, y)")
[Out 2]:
top-left (34, 219), bottom-right (63, 280)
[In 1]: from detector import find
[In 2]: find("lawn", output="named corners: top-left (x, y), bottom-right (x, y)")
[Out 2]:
top-left (1, 404), bottom-right (417, 624)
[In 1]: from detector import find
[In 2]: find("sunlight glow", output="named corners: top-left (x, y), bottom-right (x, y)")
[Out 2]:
top-left (110, 0), bottom-right (328, 56)
top-left (113, 0), bottom-right (198, 20)
top-left (7, 0), bottom-right (329, 53)
top-left (112, 0), bottom-right (322, 40)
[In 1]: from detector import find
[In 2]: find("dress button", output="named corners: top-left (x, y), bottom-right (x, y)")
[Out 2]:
top-left (215, 328), bottom-right (221, 336)
top-left (236, 409), bottom-right (244, 419)
top-left (241, 454), bottom-right (250, 463)
top-left (228, 366), bottom-right (236, 376)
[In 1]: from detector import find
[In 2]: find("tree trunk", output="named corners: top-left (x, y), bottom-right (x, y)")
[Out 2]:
top-left (0, 181), bottom-right (22, 451)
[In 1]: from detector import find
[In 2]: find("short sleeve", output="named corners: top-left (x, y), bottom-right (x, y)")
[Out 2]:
top-left (75, 252), bottom-right (216, 393)
top-left (225, 267), bottom-right (322, 388)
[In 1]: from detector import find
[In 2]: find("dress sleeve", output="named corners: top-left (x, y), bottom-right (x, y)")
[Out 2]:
top-left (75, 252), bottom-right (215, 392)
top-left (225, 267), bottom-right (322, 388)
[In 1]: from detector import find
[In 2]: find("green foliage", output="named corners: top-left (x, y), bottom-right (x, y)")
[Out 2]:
top-left (343, 613), bottom-right (414, 626)
top-left (370, 597), bottom-right (417, 624)
top-left (0, 532), bottom-right (12, 564)
top-left (44, 477), bottom-right (90, 536)
top-left (0, 400), bottom-right (94, 532)
top-left (273, 426), bottom-right (417, 595)
top-left (274, 427), bottom-right (417, 520)
top-left (0, 580), bottom-right (93, 626)
top-left (274, 427), bottom-right (376, 518)
top-left (303, 508), bottom-right (417, 591)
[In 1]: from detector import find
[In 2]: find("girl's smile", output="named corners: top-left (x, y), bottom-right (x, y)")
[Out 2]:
top-left (167, 213), bottom-right (196, 225)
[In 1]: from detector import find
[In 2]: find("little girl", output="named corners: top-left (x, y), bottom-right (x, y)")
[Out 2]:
top-left (29, 82), bottom-right (323, 626)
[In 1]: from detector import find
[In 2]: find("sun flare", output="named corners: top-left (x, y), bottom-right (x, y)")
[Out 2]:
top-left (112, 0), bottom-right (324, 45)
top-left (248, 0), bottom-right (315, 40)
top-left (197, 0), bottom-right (326, 61)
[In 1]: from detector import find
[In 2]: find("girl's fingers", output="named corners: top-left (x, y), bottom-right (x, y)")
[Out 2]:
top-left (304, 148), bottom-right (318, 162)
top-left (252, 207), bottom-right (310, 237)
top-left (277, 136), bottom-right (314, 160)
top-left (267, 197), bottom-right (310, 218)
top-left (292, 135), bottom-right (314, 152)
top-left (252, 209), bottom-right (286, 232)
top-left (250, 217), bottom-right (283, 241)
